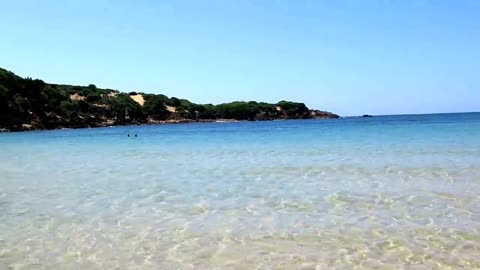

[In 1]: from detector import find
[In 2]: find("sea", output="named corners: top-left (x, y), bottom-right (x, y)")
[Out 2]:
top-left (1, 113), bottom-right (479, 269)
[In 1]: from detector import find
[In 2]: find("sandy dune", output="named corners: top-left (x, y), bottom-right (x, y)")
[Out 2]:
top-left (130, 94), bottom-right (145, 106)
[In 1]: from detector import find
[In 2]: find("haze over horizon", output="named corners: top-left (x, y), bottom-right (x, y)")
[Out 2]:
top-left (1, 0), bottom-right (479, 116)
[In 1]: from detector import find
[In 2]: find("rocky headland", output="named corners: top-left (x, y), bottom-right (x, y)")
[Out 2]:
top-left (0, 67), bottom-right (339, 132)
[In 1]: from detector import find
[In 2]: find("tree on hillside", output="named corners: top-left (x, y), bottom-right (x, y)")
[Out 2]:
top-left (107, 94), bottom-right (145, 123)
top-left (144, 95), bottom-right (168, 120)
top-left (216, 102), bottom-right (257, 120)
top-left (167, 97), bottom-right (181, 107)
top-left (277, 100), bottom-right (309, 118)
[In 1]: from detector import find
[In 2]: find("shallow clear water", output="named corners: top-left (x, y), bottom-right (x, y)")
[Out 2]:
top-left (1, 113), bottom-right (480, 269)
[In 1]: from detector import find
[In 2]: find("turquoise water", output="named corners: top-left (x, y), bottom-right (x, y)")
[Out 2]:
top-left (1, 113), bottom-right (480, 269)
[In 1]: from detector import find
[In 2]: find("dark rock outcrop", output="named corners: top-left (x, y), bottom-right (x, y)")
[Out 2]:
top-left (310, 110), bottom-right (340, 119)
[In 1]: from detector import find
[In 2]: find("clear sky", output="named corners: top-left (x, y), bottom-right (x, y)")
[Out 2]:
top-left (1, 0), bottom-right (479, 116)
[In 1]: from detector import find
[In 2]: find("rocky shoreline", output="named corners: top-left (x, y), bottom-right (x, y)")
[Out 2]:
top-left (2, 112), bottom-right (340, 132)
top-left (1, 115), bottom-right (341, 132)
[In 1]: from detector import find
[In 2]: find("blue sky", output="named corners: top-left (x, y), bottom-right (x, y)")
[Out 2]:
top-left (1, 0), bottom-right (479, 116)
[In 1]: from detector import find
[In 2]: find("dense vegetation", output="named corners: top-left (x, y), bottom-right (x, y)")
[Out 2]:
top-left (0, 67), bottom-right (338, 131)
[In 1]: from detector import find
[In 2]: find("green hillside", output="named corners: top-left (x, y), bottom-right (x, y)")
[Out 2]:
top-left (0, 68), bottom-right (338, 131)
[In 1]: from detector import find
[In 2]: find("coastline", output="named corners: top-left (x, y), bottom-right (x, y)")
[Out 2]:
top-left (0, 117), bottom-right (340, 133)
